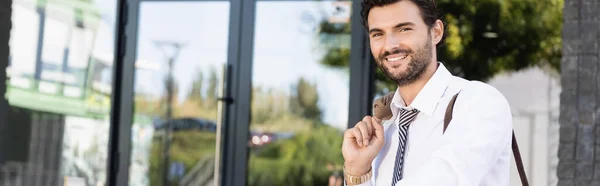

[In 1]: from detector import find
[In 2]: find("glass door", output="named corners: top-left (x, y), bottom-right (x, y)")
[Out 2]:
top-left (128, 1), bottom-right (232, 186)
top-left (113, 0), bottom-right (370, 185)
top-left (247, 1), bottom-right (352, 186)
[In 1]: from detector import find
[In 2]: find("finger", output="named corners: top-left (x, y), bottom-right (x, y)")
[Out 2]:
top-left (356, 121), bottom-right (371, 146)
top-left (343, 129), bottom-right (354, 139)
top-left (351, 127), bottom-right (364, 147)
top-left (344, 129), bottom-right (359, 148)
top-left (372, 117), bottom-right (382, 124)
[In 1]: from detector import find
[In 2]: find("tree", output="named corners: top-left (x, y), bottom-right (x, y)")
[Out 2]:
top-left (437, 0), bottom-right (562, 80)
top-left (292, 78), bottom-right (322, 121)
top-left (248, 125), bottom-right (343, 186)
top-left (205, 67), bottom-right (218, 109)
top-left (318, 0), bottom-right (563, 95)
top-left (188, 70), bottom-right (204, 103)
top-left (247, 76), bottom-right (344, 185)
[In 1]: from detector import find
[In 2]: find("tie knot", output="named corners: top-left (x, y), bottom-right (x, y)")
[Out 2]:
top-left (398, 108), bottom-right (419, 127)
top-left (401, 108), bottom-right (419, 114)
top-left (400, 108), bottom-right (419, 116)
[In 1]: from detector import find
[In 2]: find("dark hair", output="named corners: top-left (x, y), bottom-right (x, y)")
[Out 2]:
top-left (361, 0), bottom-right (446, 47)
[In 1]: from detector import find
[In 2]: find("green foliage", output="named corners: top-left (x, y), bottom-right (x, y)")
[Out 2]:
top-left (247, 76), bottom-right (345, 186)
top-left (188, 70), bottom-right (204, 103)
top-left (144, 65), bottom-right (344, 185)
top-left (437, 0), bottom-right (562, 81)
top-left (294, 78), bottom-right (322, 121)
top-left (206, 67), bottom-right (218, 106)
top-left (145, 67), bottom-right (222, 186)
top-left (149, 131), bottom-right (216, 186)
top-left (322, 48), bottom-right (351, 68)
top-left (319, 21), bottom-right (351, 34)
top-left (248, 125), bottom-right (344, 186)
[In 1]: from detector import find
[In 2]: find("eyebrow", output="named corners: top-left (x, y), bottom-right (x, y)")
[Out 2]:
top-left (368, 22), bottom-right (416, 34)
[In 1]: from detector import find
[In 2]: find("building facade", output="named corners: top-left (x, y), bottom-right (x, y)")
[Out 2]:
top-left (557, 0), bottom-right (600, 185)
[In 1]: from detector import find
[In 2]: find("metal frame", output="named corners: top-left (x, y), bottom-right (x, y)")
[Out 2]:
top-left (0, 0), bottom-right (11, 166)
top-left (220, 0), bottom-right (252, 185)
top-left (348, 0), bottom-right (375, 128)
top-left (217, 0), bottom-right (248, 186)
top-left (107, 0), bottom-right (138, 185)
top-left (107, 0), bottom-right (374, 185)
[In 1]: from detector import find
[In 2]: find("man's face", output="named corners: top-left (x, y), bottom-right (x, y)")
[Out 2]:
top-left (367, 0), bottom-right (435, 86)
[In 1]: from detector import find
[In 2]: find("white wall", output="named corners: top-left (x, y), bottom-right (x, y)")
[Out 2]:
top-left (487, 67), bottom-right (561, 186)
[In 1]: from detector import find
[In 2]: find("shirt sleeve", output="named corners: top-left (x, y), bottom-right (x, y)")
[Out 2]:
top-left (395, 82), bottom-right (513, 186)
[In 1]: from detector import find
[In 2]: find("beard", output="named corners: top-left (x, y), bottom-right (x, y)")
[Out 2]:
top-left (376, 34), bottom-right (433, 87)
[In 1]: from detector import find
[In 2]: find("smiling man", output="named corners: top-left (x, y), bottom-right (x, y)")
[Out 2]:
top-left (341, 0), bottom-right (513, 186)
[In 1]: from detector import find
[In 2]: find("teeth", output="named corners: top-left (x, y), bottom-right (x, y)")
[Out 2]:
top-left (387, 55), bottom-right (408, 62)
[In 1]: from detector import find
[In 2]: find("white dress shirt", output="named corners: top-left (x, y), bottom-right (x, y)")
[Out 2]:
top-left (355, 63), bottom-right (513, 186)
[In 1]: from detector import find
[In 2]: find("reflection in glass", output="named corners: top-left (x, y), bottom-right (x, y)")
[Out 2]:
top-left (249, 1), bottom-right (351, 186)
top-left (3, 0), bottom-right (117, 185)
top-left (130, 2), bottom-right (229, 186)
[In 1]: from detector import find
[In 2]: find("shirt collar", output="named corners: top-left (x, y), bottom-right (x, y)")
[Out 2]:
top-left (390, 62), bottom-right (453, 116)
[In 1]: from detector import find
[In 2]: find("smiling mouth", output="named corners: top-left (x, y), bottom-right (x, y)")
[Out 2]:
top-left (386, 55), bottom-right (408, 62)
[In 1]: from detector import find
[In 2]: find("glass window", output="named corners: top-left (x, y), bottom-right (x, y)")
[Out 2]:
top-left (248, 1), bottom-right (351, 186)
top-left (129, 2), bottom-right (230, 186)
top-left (3, 0), bottom-right (117, 185)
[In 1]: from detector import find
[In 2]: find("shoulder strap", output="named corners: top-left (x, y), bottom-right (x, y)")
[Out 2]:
top-left (512, 132), bottom-right (529, 186)
top-left (443, 92), bottom-right (529, 186)
top-left (443, 93), bottom-right (460, 132)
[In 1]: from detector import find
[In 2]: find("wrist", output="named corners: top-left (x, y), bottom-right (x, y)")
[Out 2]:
top-left (343, 163), bottom-right (373, 185)
top-left (344, 162), bottom-right (371, 176)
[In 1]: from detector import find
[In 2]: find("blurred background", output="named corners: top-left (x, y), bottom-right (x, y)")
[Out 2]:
top-left (0, 0), bottom-right (593, 185)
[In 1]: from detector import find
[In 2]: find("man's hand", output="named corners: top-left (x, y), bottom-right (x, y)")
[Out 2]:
top-left (342, 116), bottom-right (385, 176)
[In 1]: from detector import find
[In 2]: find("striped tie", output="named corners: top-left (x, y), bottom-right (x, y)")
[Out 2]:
top-left (391, 108), bottom-right (419, 186)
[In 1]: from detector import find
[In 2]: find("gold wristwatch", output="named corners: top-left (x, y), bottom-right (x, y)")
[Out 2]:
top-left (343, 164), bottom-right (372, 185)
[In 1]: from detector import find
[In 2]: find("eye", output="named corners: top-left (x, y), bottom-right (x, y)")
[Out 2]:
top-left (400, 28), bottom-right (413, 32)
top-left (372, 33), bottom-right (383, 38)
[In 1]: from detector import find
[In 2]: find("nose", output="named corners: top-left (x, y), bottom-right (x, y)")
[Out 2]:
top-left (383, 34), bottom-right (400, 52)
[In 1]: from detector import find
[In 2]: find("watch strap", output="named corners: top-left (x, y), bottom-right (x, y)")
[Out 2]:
top-left (343, 164), bottom-right (372, 185)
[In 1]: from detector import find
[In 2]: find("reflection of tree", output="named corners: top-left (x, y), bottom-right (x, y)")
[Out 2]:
top-left (318, 0), bottom-right (562, 95)
top-left (141, 66), bottom-right (220, 186)
top-left (206, 67), bottom-right (218, 109)
top-left (252, 77), bottom-right (323, 132)
top-left (249, 76), bottom-right (343, 186)
top-left (188, 70), bottom-right (204, 104)
top-left (149, 131), bottom-right (216, 186)
top-left (248, 126), bottom-right (343, 186)
top-left (245, 4), bottom-right (350, 185)
top-left (135, 65), bottom-right (220, 120)
top-left (293, 78), bottom-right (322, 121)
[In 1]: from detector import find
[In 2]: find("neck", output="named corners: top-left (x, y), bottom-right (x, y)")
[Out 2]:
top-left (398, 61), bottom-right (438, 106)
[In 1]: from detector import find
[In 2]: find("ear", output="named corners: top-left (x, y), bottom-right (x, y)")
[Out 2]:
top-left (431, 19), bottom-right (444, 45)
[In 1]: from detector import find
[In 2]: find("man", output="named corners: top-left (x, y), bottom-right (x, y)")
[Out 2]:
top-left (341, 0), bottom-right (513, 186)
